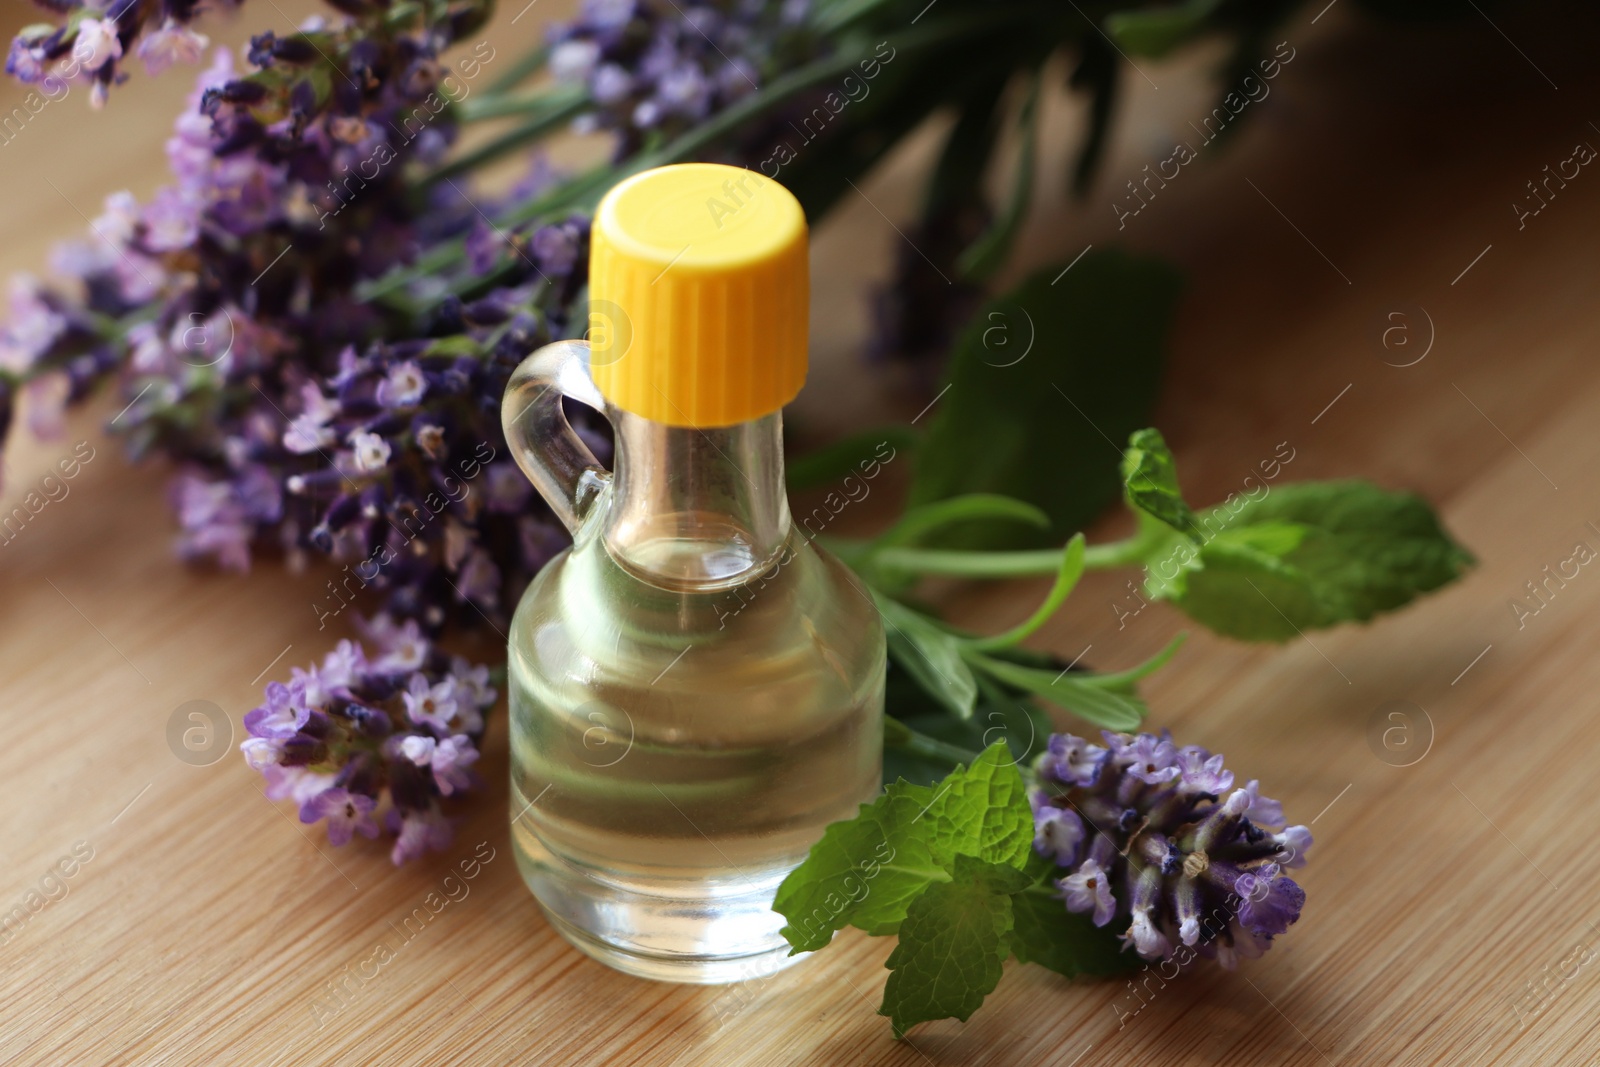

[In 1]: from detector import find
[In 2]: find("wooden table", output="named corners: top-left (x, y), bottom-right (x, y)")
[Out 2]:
top-left (4, 2), bottom-right (1600, 1063)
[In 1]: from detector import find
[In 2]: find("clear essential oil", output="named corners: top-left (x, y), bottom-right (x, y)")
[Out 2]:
top-left (501, 164), bottom-right (885, 983)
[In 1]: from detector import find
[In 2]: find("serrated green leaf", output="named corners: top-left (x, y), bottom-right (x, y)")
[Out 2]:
top-left (921, 742), bottom-right (1035, 872)
top-left (774, 776), bottom-right (944, 952)
top-left (774, 744), bottom-right (1031, 952)
top-left (879, 595), bottom-right (979, 718)
top-left (1145, 479), bottom-right (1474, 641)
top-left (910, 251), bottom-right (1182, 549)
top-left (1009, 852), bottom-right (1136, 977)
top-left (880, 854), bottom-right (1026, 1037)
top-left (1121, 427), bottom-right (1200, 539)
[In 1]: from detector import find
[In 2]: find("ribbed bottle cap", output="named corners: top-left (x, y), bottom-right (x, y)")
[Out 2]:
top-left (587, 163), bottom-right (808, 428)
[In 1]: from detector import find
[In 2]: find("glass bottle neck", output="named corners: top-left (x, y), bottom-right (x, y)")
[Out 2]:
top-left (601, 409), bottom-right (791, 590)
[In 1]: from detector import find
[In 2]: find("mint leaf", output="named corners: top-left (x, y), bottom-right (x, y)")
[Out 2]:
top-left (921, 742), bottom-right (1034, 871)
top-left (1121, 428), bottom-right (1200, 539)
top-left (773, 777), bottom-right (944, 951)
top-left (880, 854), bottom-right (1028, 1037)
top-left (910, 251), bottom-right (1183, 548)
top-left (1146, 479), bottom-right (1474, 641)
top-left (1010, 853), bottom-right (1136, 977)
top-left (774, 744), bottom-right (1031, 951)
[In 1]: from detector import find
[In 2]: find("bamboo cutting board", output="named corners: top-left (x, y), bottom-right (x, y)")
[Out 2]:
top-left (4, 3), bottom-right (1600, 1064)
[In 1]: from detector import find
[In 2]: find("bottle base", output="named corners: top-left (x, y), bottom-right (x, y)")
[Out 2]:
top-left (514, 828), bottom-right (810, 985)
top-left (537, 907), bottom-right (808, 985)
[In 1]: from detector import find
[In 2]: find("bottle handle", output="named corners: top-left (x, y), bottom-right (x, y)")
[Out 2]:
top-left (501, 339), bottom-right (610, 535)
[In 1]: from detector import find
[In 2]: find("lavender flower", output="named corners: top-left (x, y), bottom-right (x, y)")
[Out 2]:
top-left (301, 788), bottom-right (381, 846)
top-left (547, 0), bottom-right (816, 155)
top-left (0, 0), bottom-right (819, 673)
top-left (1031, 731), bottom-right (1312, 968)
top-left (400, 734), bottom-right (480, 796)
top-left (0, 0), bottom-right (1141, 875)
top-left (388, 806), bottom-right (454, 866)
top-left (240, 618), bottom-right (496, 863)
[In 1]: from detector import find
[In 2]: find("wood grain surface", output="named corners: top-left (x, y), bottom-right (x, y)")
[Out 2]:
top-left (4, 2), bottom-right (1600, 1064)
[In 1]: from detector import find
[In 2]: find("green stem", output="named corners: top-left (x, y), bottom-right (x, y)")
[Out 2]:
top-left (868, 546), bottom-right (1065, 578)
top-left (429, 88), bottom-right (590, 183)
top-left (864, 512), bottom-right (1171, 579)
top-left (366, 4), bottom-right (1059, 306)
top-left (809, 0), bottom-right (896, 35)
top-left (455, 85), bottom-right (580, 123)
top-left (363, 163), bottom-right (614, 305)
top-left (617, 7), bottom-right (1051, 184)
top-left (882, 715), bottom-right (980, 769)
top-left (966, 532), bottom-right (1083, 651)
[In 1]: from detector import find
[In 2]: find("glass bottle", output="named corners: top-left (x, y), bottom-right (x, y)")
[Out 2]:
top-left (500, 163), bottom-right (885, 984)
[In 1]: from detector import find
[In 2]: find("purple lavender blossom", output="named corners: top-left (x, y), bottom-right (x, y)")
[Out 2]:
top-left (262, 765), bottom-right (338, 806)
top-left (546, 0), bottom-right (817, 155)
top-left (1030, 793), bottom-right (1084, 868)
top-left (0, 276), bottom-right (66, 375)
top-left (301, 788), bottom-right (381, 846)
top-left (243, 679), bottom-right (312, 739)
top-left (1031, 730), bottom-right (1313, 968)
top-left (0, 0), bottom-right (830, 875)
top-left (239, 621), bottom-right (496, 863)
top-left (1061, 858), bottom-right (1116, 927)
top-left (0, 0), bottom-right (808, 654)
top-left (388, 806), bottom-right (454, 865)
top-left (400, 734), bottom-right (480, 796)
top-left (136, 21), bottom-right (211, 77)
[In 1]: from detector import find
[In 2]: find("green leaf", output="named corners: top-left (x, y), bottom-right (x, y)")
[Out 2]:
top-left (774, 744), bottom-right (1032, 951)
top-left (885, 699), bottom-right (1054, 787)
top-left (880, 855), bottom-right (1027, 1037)
top-left (1145, 480), bottom-right (1475, 641)
top-left (879, 595), bottom-right (980, 718)
top-left (1105, 0), bottom-right (1223, 58)
top-left (1009, 852), bottom-right (1136, 977)
top-left (426, 87), bottom-right (590, 184)
top-left (910, 250), bottom-right (1183, 549)
top-left (1121, 428), bottom-right (1200, 539)
top-left (919, 742), bottom-right (1035, 872)
top-left (965, 653), bottom-right (1146, 730)
top-left (774, 777), bottom-right (944, 952)
top-left (969, 534), bottom-right (1087, 650)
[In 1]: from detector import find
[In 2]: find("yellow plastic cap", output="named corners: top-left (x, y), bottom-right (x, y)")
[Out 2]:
top-left (588, 163), bottom-right (809, 428)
